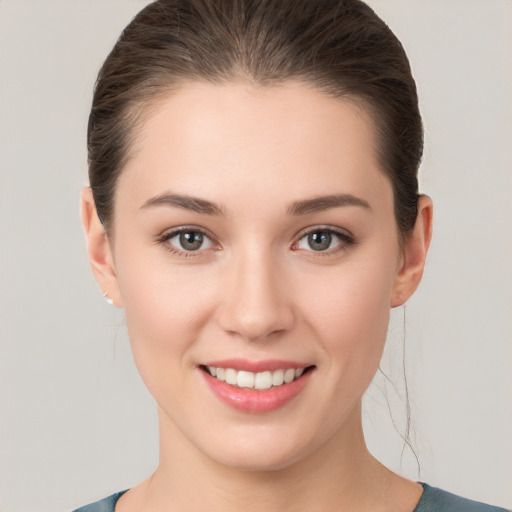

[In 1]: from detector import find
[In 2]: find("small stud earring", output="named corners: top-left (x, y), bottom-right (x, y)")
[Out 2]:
top-left (102, 292), bottom-right (114, 305)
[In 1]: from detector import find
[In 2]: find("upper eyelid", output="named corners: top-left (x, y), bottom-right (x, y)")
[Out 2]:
top-left (159, 225), bottom-right (214, 240)
top-left (294, 225), bottom-right (354, 241)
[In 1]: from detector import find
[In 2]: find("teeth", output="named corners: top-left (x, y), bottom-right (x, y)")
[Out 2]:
top-left (206, 366), bottom-right (308, 390)
top-left (284, 368), bottom-right (295, 383)
top-left (237, 370), bottom-right (255, 389)
top-left (225, 368), bottom-right (237, 385)
top-left (272, 369), bottom-right (284, 386)
top-left (254, 371), bottom-right (272, 390)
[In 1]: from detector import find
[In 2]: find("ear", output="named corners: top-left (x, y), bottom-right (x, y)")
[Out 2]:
top-left (391, 195), bottom-right (433, 308)
top-left (81, 187), bottom-right (123, 307)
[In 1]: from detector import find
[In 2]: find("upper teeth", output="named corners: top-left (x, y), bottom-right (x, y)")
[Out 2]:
top-left (207, 366), bottom-right (305, 390)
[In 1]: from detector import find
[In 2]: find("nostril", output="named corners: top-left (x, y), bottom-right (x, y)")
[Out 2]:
top-left (216, 267), bottom-right (295, 341)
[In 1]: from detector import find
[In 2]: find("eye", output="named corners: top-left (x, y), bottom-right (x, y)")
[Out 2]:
top-left (160, 228), bottom-right (214, 254)
top-left (295, 228), bottom-right (354, 253)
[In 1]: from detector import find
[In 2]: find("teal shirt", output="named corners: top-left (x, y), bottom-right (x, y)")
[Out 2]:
top-left (72, 483), bottom-right (510, 511)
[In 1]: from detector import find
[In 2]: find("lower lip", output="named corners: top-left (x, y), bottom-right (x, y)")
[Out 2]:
top-left (201, 368), bottom-right (313, 413)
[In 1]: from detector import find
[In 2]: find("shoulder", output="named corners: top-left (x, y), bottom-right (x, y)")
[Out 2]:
top-left (71, 491), bottom-right (127, 512)
top-left (416, 484), bottom-right (510, 512)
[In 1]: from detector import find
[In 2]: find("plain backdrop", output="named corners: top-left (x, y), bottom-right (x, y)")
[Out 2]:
top-left (0, 1), bottom-right (511, 511)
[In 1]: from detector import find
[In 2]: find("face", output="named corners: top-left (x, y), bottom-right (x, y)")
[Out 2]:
top-left (85, 82), bottom-right (429, 471)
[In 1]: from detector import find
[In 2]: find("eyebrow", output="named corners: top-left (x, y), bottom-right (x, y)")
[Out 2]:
top-left (287, 194), bottom-right (371, 215)
top-left (140, 192), bottom-right (371, 216)
top-left (140, 193), bottom-right (225, 215)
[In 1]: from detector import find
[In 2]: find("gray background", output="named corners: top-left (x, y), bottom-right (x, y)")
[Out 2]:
top-left (0, 1), bottom-right (511, 511)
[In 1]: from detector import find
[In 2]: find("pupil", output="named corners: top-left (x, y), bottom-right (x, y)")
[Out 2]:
top-left (180, 231), bottom-right (203, 250)
top-left (308, 231), bottom-right (331, 251)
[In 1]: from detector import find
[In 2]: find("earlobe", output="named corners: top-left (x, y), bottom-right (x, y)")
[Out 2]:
top-left (391, 195), bottom-right (433, 308)
top-left (80, 187), bottom-right (122, 307)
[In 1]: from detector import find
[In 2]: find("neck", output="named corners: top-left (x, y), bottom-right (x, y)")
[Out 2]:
top-left (125, 403), bottom-right (417, 512)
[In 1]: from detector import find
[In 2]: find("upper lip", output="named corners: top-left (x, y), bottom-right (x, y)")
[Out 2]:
top-left (201, 359), bottom-right (311, 373)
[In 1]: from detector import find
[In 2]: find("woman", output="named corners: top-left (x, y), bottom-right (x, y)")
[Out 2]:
top-left (76, 0), bottom-right (508, 511)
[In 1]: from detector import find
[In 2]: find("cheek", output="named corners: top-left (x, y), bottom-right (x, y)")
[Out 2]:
top-left (115, 247), bottom-right (217, 387)
top-left (298, 253), bottom-right (396, 376)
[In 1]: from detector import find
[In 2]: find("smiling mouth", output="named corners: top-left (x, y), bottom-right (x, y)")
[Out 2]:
top-left (200, 365), bottom-right (315, 390)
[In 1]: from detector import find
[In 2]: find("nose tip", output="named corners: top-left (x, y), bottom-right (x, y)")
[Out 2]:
top-left (225, 308), bottom-right (293, 341)
top-left (217, 258), bottom-right (295, 342)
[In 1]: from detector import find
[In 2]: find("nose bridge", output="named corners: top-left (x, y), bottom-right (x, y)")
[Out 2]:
top-left (218, 244), bottom-right (294, 341)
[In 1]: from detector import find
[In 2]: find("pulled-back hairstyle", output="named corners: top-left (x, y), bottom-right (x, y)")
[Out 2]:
top-left (88, 0), bottom-right (422, 237)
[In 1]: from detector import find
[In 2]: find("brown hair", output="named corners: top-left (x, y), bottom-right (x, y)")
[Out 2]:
top-left (88, 0), bottom-right (422, 237)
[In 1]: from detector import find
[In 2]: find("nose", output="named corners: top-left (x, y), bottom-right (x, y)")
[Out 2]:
top-left (216, 249), bottom-right (295, 341)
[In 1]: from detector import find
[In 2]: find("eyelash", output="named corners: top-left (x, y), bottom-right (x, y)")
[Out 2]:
top-left (156, 226), bottom-right (356, 257)
top-left (157, 226), bottom-right (216, 258)
top-left (293, 226), bottom-right (356, 256)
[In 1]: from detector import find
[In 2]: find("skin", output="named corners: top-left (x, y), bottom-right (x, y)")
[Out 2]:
top-left (82, 82), bottom-right (432, 512)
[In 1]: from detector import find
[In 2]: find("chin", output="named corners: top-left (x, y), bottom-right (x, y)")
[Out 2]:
top-left (199, 428), bottom-right (319, 473)
top-left (213, 448), bottom-right (304, 473)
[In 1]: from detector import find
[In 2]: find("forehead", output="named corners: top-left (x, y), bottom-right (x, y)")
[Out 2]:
top-left (118, 81), bottom-right (392, 212)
